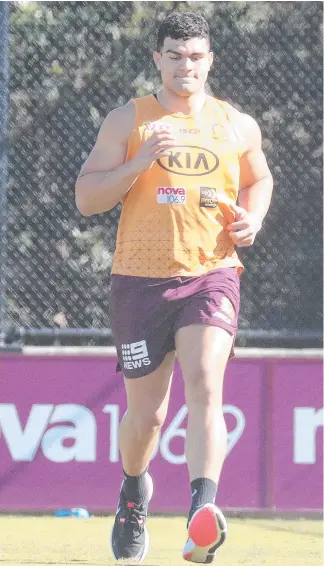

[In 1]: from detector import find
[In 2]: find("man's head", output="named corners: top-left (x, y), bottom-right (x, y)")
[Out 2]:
top-left (153, 12), bottom-right (213, 97)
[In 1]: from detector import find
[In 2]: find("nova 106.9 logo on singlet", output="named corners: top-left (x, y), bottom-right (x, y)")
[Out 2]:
top-left (157, 145), bottom-right (219, 177)
top-left (157, 187), bottom-right (186, 204)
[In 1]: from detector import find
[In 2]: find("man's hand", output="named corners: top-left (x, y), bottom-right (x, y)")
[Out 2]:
top-left (227, 204), bottom-right (263, 247)
top-left (133, 126), bottom-right (178, 173)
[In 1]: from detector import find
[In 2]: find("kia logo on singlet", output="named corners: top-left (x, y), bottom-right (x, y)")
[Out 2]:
top-left (157, 145), bottom-right (219, 177)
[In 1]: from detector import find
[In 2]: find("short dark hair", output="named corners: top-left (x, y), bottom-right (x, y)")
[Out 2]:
top-left (156, 11), bottom-right (210, 52)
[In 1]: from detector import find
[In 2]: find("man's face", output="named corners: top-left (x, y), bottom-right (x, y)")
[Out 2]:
top-left (153, 37), bottom-right (213, 97)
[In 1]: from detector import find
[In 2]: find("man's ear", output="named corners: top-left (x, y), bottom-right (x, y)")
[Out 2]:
top-left (153, 51), bottom-right (161, 71)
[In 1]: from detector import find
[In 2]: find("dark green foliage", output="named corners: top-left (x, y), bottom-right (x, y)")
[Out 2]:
top-left (6, 1), bottom-right (323, 339)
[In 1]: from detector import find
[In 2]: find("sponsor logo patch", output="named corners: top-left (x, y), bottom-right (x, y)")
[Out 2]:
top-left (180, 128), bottom-right (200, 134)
top-left (144, 121), bottom-right (170, 133)
top-left (213, 311), bottom-right (231, 324)
top-left (213, 297), bottom-right (235, 324)
top-left (121, 340), bottom-right (151, 370)
top-left (157, 145), bottom-right (219, 177)
top-left (212, 123), bottom-right (238, 144)
top-left (200, 187), bottom-right (218, 208)
top-left (211, 124), bottom-right (227, 140)
top-left (157, 186), bottom-right (186, 204)
top-left (220, 297), bottom-right (235, 320)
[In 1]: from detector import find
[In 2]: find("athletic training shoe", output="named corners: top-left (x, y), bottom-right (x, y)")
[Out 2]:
top-left (111, 473), bottom-right (153, 563)
top-left (182, 503), bottom-right (227, 563)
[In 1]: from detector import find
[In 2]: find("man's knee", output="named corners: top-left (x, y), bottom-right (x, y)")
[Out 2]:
top-left (126, 406), bottom-right (167, 436)
top-left (184, 363), bottom-right (224, 408)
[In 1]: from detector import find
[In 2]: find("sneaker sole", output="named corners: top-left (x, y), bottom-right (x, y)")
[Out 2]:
top-left (182, 504), bottom-right (227, 563)
top-left (110, 473), bottom-right (154, 563)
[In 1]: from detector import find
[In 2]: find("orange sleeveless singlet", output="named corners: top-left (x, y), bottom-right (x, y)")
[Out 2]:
top-left (112, 94), bottom-right (244, 278)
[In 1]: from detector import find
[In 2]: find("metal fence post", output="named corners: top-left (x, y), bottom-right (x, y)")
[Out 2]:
top-left (0, 1), bottom-right (9, 345)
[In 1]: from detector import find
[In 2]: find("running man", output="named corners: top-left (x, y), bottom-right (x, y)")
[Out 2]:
top-left (75, 11), bottom-right (273, 564)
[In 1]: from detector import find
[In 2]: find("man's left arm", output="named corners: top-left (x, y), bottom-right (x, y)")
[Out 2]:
top-left (228, 113), bottom-right (273, 247)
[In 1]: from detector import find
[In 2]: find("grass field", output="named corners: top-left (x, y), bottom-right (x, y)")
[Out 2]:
top-left (0, 515), bottom-right (322, 566)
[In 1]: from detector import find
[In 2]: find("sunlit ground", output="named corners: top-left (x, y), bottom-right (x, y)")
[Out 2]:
top-left (0, 515), bottom-right (322, 566)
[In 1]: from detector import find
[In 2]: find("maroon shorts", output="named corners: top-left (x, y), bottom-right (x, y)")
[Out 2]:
top-left (109, 268), bottom-right (240, 378)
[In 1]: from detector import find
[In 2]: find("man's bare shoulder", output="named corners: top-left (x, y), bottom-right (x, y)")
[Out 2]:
top-left (224, 102), bottom-right (262, 150)
top-left (77, 101), bottom-right (136, 178)
top-left (98, 100), bottom-right (136, 143)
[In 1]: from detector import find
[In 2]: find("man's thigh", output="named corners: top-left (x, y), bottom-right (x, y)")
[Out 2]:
top-left (174, 267), bottom-right (240, 360)
top-left (109, 275), bottom-right (177, 378)
top-left (175, 324), bottom-right (233, 396)
top-left (174, 268), bottom-right (240, 402)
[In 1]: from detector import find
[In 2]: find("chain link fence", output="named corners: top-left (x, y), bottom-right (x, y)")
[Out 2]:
top-left (2, 1), bottom-right (323, 346)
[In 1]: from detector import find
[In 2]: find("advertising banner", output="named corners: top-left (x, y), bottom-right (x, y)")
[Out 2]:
top-left (0, 353), bottom-right (322, 512)
top-left (271, 360), bottom-right (323, 510)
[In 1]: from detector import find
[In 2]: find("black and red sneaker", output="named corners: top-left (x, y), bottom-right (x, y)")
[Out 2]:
top-left (182, 503), bottom-right (227, 563)
top-left (110, 474), bottom-right (153, 563)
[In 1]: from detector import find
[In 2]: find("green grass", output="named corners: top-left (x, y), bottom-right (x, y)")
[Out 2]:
top-left (0, 515), bottom-right (322, 566)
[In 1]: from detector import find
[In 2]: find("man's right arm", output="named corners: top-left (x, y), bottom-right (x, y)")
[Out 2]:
top-left (75, 101), bottom-right (139, 216)
top-left (75, 101), bottom-right (177, 216)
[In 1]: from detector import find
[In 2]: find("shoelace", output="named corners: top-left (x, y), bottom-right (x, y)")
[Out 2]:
top-left (119, 501), bottom-right (146, 536)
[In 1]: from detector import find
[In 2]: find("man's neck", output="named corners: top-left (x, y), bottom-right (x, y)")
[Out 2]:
top-left (157, 88), bottom-right (207, 116)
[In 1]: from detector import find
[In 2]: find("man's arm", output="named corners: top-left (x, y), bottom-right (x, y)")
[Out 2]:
top-left (75, 102), bottom-right (177, 217)
top-left (227, 111), bottom-right (273, 247)
top-left (75, 101), bottom-right (139, 216)
top-left (238, 113), bottom-right (273, 224)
